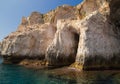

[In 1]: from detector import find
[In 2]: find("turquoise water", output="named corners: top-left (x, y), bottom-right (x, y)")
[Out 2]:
top-left (0, 57), bottom-right (120, 84)
top-left (0, 64), bottom-right (75, 84)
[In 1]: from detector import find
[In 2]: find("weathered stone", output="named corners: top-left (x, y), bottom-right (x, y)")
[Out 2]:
top-left (75, 11), bottom-right (120, 70)
top-left (76, 0), bottom-right (107, 19)
top-left (1, 23), bottom-right (56, 63)
top-left (28, 12), bottom-right (44, 25)
top-left (44, 5), bottom-right (79, 23)
top-left (46, 20), bottom-right (80, 66)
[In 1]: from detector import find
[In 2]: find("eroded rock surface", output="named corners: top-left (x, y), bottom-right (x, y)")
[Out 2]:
top-left (1, 0), bottom-right (120, 70)
top-left (75, 12), bottom-right (120, 70)
top-left (1, 22), bottom-right (56, 63)
top-left (46, 20), bottom-right (80, 66)
top-left (44, 5), bottom-right (79, 23)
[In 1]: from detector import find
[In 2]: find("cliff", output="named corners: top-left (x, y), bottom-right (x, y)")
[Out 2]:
top-left (1, 0), bottom-right (120, 70)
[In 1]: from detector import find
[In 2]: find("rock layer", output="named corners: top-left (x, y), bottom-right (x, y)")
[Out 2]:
top-left (1, 0), bottom-right (120, 70)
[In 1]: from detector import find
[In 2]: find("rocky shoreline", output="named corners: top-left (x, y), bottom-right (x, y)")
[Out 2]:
top-left (0, 0), bottom-right (120, 70)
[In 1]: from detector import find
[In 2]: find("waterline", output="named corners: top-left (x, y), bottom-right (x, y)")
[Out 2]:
top-left (0, 63), bottom-right (120, 84)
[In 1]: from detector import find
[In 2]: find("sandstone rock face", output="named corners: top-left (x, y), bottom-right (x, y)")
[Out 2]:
top-left (1, 0), bottom-right (120, 70)
top-left (29, 12), bottom-right (44, 25)
top-left (76, 0), bottom-right (108, 19)
top-left (21, 12), bottom-right (44, 25)
top-left (75, 12), bottom-right (120, 70)
top-left (44, 5), bottom-right (79, 23)
top-left (1, 23), bottom-right (56, 63)
top-left (46, 20), bottom-right (80, 66)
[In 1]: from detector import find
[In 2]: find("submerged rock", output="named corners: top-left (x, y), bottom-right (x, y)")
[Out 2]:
top-left (1, 0), bottom-right (120, 70)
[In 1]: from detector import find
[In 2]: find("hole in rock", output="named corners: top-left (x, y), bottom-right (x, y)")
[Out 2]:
top-left (68, 32), bottom-right (80, 64)
top-left (109, 0), bottom-right (120, 34)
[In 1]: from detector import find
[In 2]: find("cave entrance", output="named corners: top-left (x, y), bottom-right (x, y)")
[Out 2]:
top-left (68, 31), bottom-right (80, 65)
top-left (109, 0), bottom-right (120, 35)
top-left (74, 33), bottom-right (79, 55)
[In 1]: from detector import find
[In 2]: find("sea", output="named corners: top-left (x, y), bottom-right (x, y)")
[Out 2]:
top-left (0, 56), bottom-right (120, 84)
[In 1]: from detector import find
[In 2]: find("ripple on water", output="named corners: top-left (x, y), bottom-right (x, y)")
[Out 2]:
top-left (0, 63), bottom-right (120, 84)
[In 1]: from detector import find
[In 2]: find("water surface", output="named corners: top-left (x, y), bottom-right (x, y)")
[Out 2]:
top-left (0, 57), bottom-right (120, 84)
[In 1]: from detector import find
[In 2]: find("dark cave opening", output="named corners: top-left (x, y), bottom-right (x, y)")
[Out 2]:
top-left (109, 0), bottom-right (120, 34)
top-left (68, 32), bottom-right (80, 64)
top-left (74, 32), bottom-right (79, 61)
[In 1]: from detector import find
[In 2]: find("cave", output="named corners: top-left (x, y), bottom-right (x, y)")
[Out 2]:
top-left (68, 32), bottom-right (80, 65)
top-left (73, 32), bottom-right (79, 56)
top-left (46, 26), bottom-right (80, 67)
top-left (109, 0), bottom-right (120, 35)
